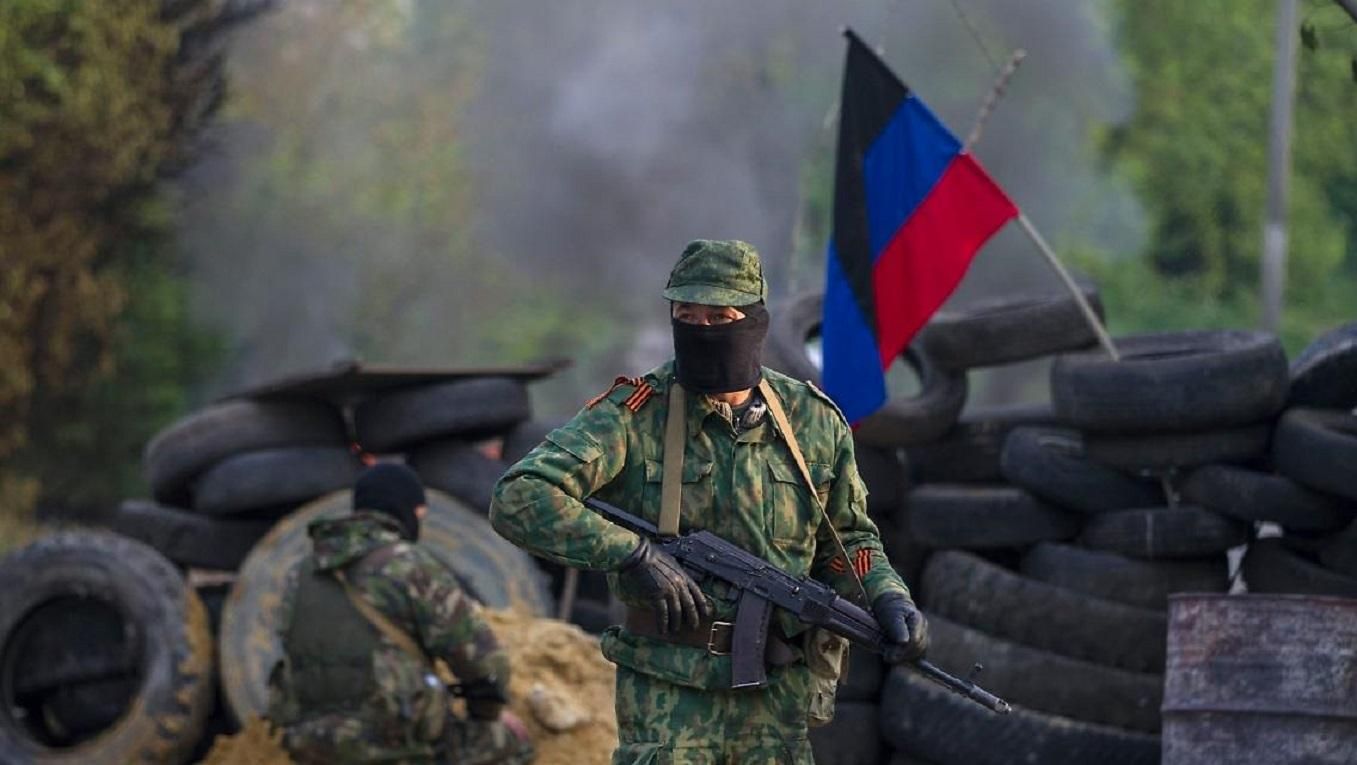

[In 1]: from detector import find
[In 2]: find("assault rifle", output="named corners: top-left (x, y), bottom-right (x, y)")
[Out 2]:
top-left (585, 497), bottom-right (1010, 714)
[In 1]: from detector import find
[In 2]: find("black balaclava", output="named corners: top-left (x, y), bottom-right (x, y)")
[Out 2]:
top-left (353, 463), bottom-right (427, 541)
top-left (672, 303), bottom-right (769, 394)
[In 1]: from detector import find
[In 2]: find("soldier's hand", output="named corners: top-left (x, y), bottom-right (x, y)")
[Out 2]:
top-left (873, 592), bottom-right (929, 663)
top-left (616, 538), bottom-right (712, 634)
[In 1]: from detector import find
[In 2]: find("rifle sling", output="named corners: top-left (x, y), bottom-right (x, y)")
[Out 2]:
top-left (757, 378), bottom-right (872, 607)
top-left (658, 383), bottom-right (686, 537)
top-left (333, 569), bottom-right (431, 667)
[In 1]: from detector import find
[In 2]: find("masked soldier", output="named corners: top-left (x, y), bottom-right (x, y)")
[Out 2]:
top-left (267, 463), bottom-right (534, 764)
top-left (490, 240), bottom-right (927, 764)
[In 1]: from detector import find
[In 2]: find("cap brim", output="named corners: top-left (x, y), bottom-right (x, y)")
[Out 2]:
top-left (662, 285), bottom-right (762, 306)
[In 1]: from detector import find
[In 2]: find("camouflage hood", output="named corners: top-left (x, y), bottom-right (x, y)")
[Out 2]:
top-left (308, 511), bottom-right (406, 571)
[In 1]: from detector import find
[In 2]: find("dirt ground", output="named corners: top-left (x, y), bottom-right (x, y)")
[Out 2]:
top-left (197, 608), bottom-right (618, 764)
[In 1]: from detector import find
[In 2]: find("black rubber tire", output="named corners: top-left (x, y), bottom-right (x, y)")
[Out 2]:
top-left (920, 550), bottom-right (1167, 672)
top-left (926, 613), bottom-right (1164, 732)
top-left (1242, 537), bottom-right (1357, 597)
top-left (880, 666), bottom-right (1160, 765)
top-left (144, 398), bottom-right (348, 504)
top-left (106, 499), bottom-right (275, 570)
top-left (353, 377), bottom-right (531, 453)
top-left (1180, 464), bottom-right (1355, 532)
top-left (809, 702), bottom-right (882, 765)
top-left (904, 485), bottom-right (1081, 550)
top-left (1288, 320), bottom-right (1357, 409)
top-left (220, 489), bottom-right (553, 724)
top-left (1020, 542), bottom-right (1229, 611)
top-left (6, 608), bottom-right (133, 698)
top-left (1079, 507), bottom-right (1249, 560)
top-left (501, 417), bottom-right (567, 466)
top-left (918, 281), bottom-right (1105, 371)
top-left (764, 292), bottom-right (967, 447)
top-left (1000, 427), bottom-right (1164, 514)
top-left (907, 403), bottom-right (1061, 484)
top-left (887, 752), bottom-right (941, 765)
top-left (0, 532), bottom-right (213, 764)
top-left (1084, 422), bottom-right (1273, 472)
top-left (837, 647), bottom-right (886, 703)
top-left (852, 345), bottom-right (968, 449)
top-left (1051, 330), bottom-right (1289, 434)
top-left (853, 440), bottom-right (907, 518)
top-left (407, 441), bottom-right (509, 515)
top-left (34, 676), bottom-right (139, 744)
top-left (1318, 519), bottom-right (1357, 579)
top-left (191, 446), bottom-right (361, 516)
top-left (1272, 408), bottom-right (1357, 502)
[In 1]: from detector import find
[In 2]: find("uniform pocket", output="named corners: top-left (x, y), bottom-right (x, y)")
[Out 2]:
top-left (546, 427), bottom-right (604, 463)
top-left (642, 458), bottom-right (715, 528)
top-left (767, 459), bottom-right (834, 547)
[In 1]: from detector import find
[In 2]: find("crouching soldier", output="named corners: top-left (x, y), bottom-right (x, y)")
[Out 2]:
top-left (267, 463), bottom-right (534, 764)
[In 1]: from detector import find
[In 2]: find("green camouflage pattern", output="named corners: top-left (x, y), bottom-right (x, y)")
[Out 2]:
top-left (490, 362), bottom-right (910, 695)
top-left (611, 664), bottom-right (814, 764)
top-left (269, 512), bottom-right (523, 764)
top-left (661, 239), bottom-right (767, 306)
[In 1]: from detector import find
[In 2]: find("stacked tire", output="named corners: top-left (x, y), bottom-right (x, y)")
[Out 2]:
top-left (1239, 322), bottom-right (1357, 599)
top-left (119, 397), bottom-right (359, 572)
top-left (767, 287), bottom-right (1353, 764)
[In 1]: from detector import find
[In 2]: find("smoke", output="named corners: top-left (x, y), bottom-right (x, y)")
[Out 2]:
top-left (173, 0), bottom-right (1141, 411)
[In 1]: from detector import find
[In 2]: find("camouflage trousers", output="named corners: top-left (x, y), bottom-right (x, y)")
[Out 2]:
top-left (611, 663), bottom-right (814, 765)
top-left (282, 710), bottom-right (534, 765)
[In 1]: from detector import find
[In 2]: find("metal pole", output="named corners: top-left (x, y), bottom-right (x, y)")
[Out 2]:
top-left (1016, 213), bottom-right (1120, 360)
top-left (1262, 0), bottom-right (1299, 334)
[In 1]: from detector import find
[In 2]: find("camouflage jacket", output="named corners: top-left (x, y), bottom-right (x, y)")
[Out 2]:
top-left (490, 363), bottom-right (909, 690)
top-left (271, 513), bottom-right (509, 742)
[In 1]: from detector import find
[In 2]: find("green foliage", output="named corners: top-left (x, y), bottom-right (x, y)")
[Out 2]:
top-left (1102, 0), bottom-right (1357, 350)
top-left (0, 0), bottom-right (236, 515)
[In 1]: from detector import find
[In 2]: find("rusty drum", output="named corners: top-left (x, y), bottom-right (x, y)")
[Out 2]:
top-left (1162, 594), bottom-right (1357, 764)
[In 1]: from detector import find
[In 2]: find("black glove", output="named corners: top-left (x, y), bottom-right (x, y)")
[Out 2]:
top-left (873, 592), bottom-right (929, 663)
top-left (615, 538), bottom-right (712, 634)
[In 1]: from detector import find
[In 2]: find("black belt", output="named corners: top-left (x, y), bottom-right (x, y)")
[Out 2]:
top-left (624, 608), bottom-right (801, 666)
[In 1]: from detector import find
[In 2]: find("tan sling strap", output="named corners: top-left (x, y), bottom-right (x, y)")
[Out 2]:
top-left (757, 378), bottom-right (872, 607)
top-left (333, 569), bottom-right (431, 666)
top-left (658, 383), bottom-right (687, 537)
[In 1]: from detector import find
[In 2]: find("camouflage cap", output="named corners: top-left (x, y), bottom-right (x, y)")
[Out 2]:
top-left (662, 239), bottom-right (767, 307)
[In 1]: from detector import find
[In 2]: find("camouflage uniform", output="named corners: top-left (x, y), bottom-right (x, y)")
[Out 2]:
top-left (267, 511), bottom-right (534, 765)
top-left (491, 240), bottom-right (910, 765)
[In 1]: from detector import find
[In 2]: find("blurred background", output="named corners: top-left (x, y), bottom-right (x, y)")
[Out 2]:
top-left (3, 0), bottom-right (1355, 527)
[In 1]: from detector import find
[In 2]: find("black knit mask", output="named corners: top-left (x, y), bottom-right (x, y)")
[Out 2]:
top-left (672, 304), bottom-right (769, 394)
top-left (353, 463), bottom-right (427, 542)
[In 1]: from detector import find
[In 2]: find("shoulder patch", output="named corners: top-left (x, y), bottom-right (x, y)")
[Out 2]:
top-left (803, 379), bottom-right (850, 424)
top-left (586, 375), bottom-right (656, 413)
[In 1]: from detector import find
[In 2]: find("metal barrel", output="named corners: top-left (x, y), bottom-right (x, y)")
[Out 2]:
top-left (1162, 594), bottom-right (1357, 764)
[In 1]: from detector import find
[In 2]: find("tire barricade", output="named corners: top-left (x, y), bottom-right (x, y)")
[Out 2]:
top-left (770, 293), bottom-right (1357, 765)
top-left (4, 297), bottom-right (1356, 762)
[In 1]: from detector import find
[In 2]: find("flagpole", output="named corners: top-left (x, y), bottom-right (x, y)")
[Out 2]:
top-left (965, 49), bottom-right (1025, 153)
top-left (960, 44), bottom-right (1121, 361)
top-left (1015, 212), bottom-right (1121, 361)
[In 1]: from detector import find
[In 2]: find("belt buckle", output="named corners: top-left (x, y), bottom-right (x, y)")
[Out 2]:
top-left (707, 621), bottom-right (733, 656)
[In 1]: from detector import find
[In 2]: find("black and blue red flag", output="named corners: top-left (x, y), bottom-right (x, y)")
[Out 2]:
top-left (822, 30), bottom-right (1017, 423)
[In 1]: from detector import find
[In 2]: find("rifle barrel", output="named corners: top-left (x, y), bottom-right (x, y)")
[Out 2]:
top-left (916, 660), bottom-right (1012, 714)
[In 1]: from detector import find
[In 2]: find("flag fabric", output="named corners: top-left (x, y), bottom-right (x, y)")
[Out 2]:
top-left (821, 30), bottom-right (1018, 424)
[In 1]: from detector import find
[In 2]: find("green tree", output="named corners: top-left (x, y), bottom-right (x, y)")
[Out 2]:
top-left (1096, 0), bottom-right (1357, 350)
top-left (0, 0), bottom-right (253, 519)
